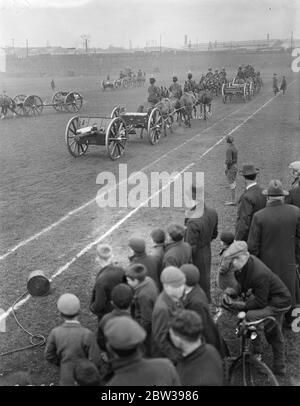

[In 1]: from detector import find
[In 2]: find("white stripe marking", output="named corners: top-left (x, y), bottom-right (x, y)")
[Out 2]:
top-left (0, 85), bottom-right (292, 324)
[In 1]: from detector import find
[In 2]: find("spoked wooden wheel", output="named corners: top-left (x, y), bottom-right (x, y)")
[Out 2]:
top-left (122, 78), bottom-right (129, 89)
top-left (64, 92), bottom-right (83, 113)
top-left (106, 117), bottom-right (127, 160)
top-left (65, 116), bottom-right (88, 157)
top-left (13, 94), bottom-right (27, 116)
top-left (147, 107), bottom-right (163, 145)
top-left (52, 91), bottom-right (66, 112)
top-left (24, 95), bottom-right (44, 116)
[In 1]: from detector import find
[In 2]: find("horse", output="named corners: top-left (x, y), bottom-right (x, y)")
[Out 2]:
top-left (179, 90), bottom-right (198, 127)
top-left (197, 89), bottom-right (213, 120)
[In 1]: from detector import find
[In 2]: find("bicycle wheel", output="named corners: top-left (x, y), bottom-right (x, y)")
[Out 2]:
top-left (229, 355), bottom-right (279, 386)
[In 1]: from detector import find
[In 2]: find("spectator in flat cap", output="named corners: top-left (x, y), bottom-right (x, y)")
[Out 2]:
top-left (73, 360), bottom-right (102, 386)
top-left (97, 284), bottom-right (134, 352)
top-left (286, 161), bottom-right (300, 209)
top-left (185, 184), bottom-right (218, 302)
top-left (45, 294), bottom-right (103, 386)
top-left (151, 267), bottom-right (186, 364)
top-left (90, 243), bottom-right (126, 322)
top-left (181, 264), bottom-right (226, 357)
top-left (163, 224), bottom-right (192, 269)
top-left (169, 310), bottom-right (224, 386)
top-left (126, 264), bottom-right (158, 356)
top-left (128, 237), bottom-right (160, 288)
top-left (248, 179), bottom-right (300, 327)
top-left (224, 135), bottom-right (238, 206)
top-left (150, 228), bottom-right (166, 288)
top-left (235, 164), bottom-right (266, 242)
top-left (104, 317), bottom-right (180, 386)
top-left (217, 232), bottom-right (240, 292)
top-left (221, 242), bottom-right (291, 376)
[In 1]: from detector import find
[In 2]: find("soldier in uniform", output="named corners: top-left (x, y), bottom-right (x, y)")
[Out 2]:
top-left (169, 76), bottom-right (182, 100)
top-left (206, 67), bottom-right (213, 80)
top-left (280, 75), bottom-right (287, 95)
top-left (236, 66), bottom-right (245, 81)
top-left (272, 74), bottom-right (279, 94)
top-left (147, 77), bottom-right (161, 106)
top-left (219, 67), bottom-right (227, 83)
top-left (184, 72), bottom-right (197, 93)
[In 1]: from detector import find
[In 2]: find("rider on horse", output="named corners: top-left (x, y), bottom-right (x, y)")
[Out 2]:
top-left (148, 77), bottom-right (161, 106)
top-left (206, 68), bottom-right (213, 80)
top-left (236, 66), bottom-right (245, 80)
top-left (184, 72), bottom-right (197, 93)
top-left (169, 76), bottom-right (182, 100)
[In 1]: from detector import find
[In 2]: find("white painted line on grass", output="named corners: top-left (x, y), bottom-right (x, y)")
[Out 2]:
top-left (0, 85), bottom-right (291, 324)
top-left (0, 104), bottom-right (244, 261)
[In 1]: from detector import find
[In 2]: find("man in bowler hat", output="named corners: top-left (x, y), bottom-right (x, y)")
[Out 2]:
top-left (235, 164), bottom-right (266, 241)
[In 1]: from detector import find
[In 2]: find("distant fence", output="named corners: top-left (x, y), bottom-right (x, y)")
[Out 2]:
top-left (5, 49), bottom-right (292, 77)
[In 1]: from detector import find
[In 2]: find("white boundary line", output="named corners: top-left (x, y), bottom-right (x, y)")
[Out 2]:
top-left (0, 104), bottom-right (244, 261)
top-left (0, 84), bottom-right (292, 323)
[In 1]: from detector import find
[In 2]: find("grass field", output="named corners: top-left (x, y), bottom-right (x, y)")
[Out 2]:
top-left (0, 52), bottom-right (299, 386)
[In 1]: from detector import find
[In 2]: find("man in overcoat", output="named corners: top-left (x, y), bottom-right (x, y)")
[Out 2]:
top-left (286, 161), bottom-right (300, 209)
top-left (247, 179), bottom-right (300, 323)
top-left (185, 185), bottom-right (218, 302)
top-left (235, 164), bottom-right (266, 241)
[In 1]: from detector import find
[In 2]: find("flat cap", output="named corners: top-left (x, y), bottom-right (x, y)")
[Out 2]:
top-left (125, 263), bottom-right (147, 281)
top-left (167, 223), bottom-right (185, 240)
top-left (57, 293), bottom-right (80, 316)
top-left (160, 266), bottom-right (186, 287)
top-left (111, 283), bottom-right (134, 308)
top-left (223, 241), bottom-right (248, 260)
top-left (104, 316), bottom-right (146, 350)
top-left (289, 161), bottom-right (300, 172)
top-left (129, 237), bottom-right (146, 254)
top-left (180, 264), bottom-right (200, 286)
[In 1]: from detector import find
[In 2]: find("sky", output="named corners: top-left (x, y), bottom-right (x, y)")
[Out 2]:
top-left (0, 0), bottom-right (298, 49)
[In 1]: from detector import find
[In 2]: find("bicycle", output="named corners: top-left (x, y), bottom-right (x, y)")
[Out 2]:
top-left (227, 311), bottom-right (279, 386)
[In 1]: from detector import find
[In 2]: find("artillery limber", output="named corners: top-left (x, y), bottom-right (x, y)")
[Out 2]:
top-left (111, 105), bottom-right (164, 144)
top-left (221, 79), bottom-right (252, 103)
top-left (65, 114), bottom-right (127, 160)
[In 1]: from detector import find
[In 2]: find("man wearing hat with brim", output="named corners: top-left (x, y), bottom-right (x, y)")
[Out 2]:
top-left (151, 266), bottom-right (186, 364)
top-left (90, 243), bottom-right (126, 322)
top-left (248, 179), bottom-right (300, 326)
top-left (221, 241), bottom-right (291, 376)
top-left (235, 164), bottom-right (266, 241)
top-left (104, 316), bottom-right (180, 386)
top-left (224, 135), bottom-right (238, 206)
top-left (286, 161), bottom-right (300, 208)
top-left (45, 293), bottom-right (103, 386)
top-left (185, 183), bottom-right (218, 302)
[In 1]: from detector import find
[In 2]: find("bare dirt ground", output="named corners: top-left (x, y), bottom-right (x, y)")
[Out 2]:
top-left (0, 62), bottom-right (299, 385)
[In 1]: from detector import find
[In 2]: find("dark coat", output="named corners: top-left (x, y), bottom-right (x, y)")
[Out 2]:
top-left (247, 200), bottom-right (300, 306)
top-left (286, 184), bottom-right (300, 209)
top-left (129, 252), bottom-right (160, 288)
top-left (44, 321), bottom-right (102, 386)
top-left (151, 291), bottom-right (183, 364)
top-left (150, 243), bottom-right (165, 290)
top-left (235, 184), bottom-right (266, 241)
top-left (163, 240), bottom-right (192, 268)
top-left (90, 264), bottom-right (126, 321)
top-left (234, 255), bottom-right (292, 311)
top-left (183, 285), bottom-right (227, 357)
top-left (185, 205), bottom-right (218, 301)
top-left (132, 277), bottom-right (159, 355)
top-left (107, 351), bottom-right (181, 386)
top-left (176, 344), bottom-right (224, 386)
